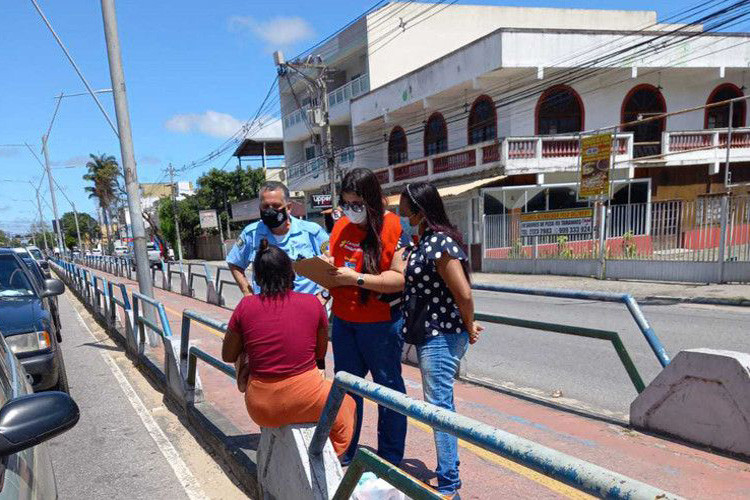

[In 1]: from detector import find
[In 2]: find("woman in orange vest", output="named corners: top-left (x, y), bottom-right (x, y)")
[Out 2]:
top-left (327, 168), bottom-right (407, 466)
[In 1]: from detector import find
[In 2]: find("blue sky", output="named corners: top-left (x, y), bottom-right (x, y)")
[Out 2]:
top-left (0, 0), bottom-right (677, 235)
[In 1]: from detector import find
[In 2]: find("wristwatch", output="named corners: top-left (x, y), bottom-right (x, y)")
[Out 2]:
top-left (356, 274), bottom-right (365, 287)
top-left (320, 289), bottom-right (331, 300)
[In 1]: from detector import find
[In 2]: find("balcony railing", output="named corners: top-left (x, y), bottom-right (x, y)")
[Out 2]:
top-left (282, 74), bottom-right (370, 130)
top-left (664, 128), bottom-right (750, 154)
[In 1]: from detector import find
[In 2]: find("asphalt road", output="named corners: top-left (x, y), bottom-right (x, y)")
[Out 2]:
top-left (162, 264), bottom-right (750, 417)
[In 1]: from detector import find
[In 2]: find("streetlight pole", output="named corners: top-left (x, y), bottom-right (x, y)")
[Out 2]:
top-left (30, 181), bottom-right (49, 251)
top-left (168, 164), bottom-right (184, 262)
top-left (100, 0), bottom-right (153, 298)
top-left (41, 135), bottom-right (65, 254)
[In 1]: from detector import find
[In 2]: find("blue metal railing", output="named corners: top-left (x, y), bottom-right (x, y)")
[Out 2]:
top-left (312, 372), bottom-right (679, 500)
top-left (471, 284), bottom-right (670, 367)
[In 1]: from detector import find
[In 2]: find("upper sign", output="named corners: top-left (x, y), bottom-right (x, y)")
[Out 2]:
top-left (311, 194), bottom-right (333, 210)
top-left (199, 209), bottom-right (219, 229)
top-left (579, 134), bottom-right (612, 199)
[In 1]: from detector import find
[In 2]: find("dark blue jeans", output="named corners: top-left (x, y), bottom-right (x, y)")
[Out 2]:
top-left (332, 314), bottom-right (407, 465)
top-left (417, 332), bottom-right (469, 495)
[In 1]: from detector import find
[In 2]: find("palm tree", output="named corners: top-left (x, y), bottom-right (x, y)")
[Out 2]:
top-left (83, 153), bottom-right (120, 251)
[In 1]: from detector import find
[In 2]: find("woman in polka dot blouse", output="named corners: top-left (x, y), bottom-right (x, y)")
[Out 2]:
top-left (397, 181), bottom-right (483, 497)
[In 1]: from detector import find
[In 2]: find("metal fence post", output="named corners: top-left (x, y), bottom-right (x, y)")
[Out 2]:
top-left (717, 195), bottom-right (729, 283)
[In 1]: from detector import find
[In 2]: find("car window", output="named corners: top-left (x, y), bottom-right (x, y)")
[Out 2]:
top-left (21, 258), bottom-right (45, 288)
top-left (0, 255), bottom-right (36, 298)
top-left (29, 249), bottom-right (43, 260)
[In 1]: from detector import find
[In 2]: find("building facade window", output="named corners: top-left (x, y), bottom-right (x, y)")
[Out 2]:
top-left (705, 83), bottom-right (745, 129)
top-left (424, 112), bottom-right (448, 156)
top-left (621, 84), bottom-right (667, 158)
top-left (468, 95), bottom-right (497, 145)
top-left (535, 85), bottom-right (584, 135)
top-left (387, 126), bottom-right (408, 165)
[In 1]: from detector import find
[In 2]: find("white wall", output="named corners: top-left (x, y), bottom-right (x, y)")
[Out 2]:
top-left (365, 3), bottom-right (657, 89)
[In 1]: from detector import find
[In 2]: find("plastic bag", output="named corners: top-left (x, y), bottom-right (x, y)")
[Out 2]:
top-left (353, 472), bottom-right (408, 500)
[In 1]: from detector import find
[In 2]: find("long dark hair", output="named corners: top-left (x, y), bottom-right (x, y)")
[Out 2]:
top-left (340, 168), bottom-right (385, 302)
top-left (402, 182), bottom-right (471, 281)
top-left (253, 239), bottom-right (295, 299)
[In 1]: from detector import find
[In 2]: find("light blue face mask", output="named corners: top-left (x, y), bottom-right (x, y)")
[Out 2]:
top-left (343, 207), bottom-right (367, 224)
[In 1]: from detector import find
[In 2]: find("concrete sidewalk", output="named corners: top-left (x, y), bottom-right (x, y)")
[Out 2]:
top-left (473, 272), bottom-right (750, 307)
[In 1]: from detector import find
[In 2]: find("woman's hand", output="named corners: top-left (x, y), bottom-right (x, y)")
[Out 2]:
top-left (469, 321), bottom-right (484, 345)
top-left (318, 369), bottom-right (327, 380)
top-left (328, 266), bottom-right (359, 287)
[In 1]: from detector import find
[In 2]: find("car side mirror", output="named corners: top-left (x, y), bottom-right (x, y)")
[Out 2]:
top-left (41, 278), bottom-right (65, 298)
top-left (0, 392), bottom-right (79, 456)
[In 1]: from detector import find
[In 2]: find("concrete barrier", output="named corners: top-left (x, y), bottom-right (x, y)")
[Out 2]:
top-left (257, 424), bottom-right (343, 500)
top-left (630, 348), bottom-right (750, 458)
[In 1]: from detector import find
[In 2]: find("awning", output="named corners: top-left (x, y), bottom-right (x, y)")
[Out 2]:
top-left (437, 175), bottom-right (506, 197)
top-left (383, 175), bottom-right (506, 207)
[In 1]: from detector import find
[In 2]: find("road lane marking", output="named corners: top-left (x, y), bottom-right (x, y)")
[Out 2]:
top-left (72, 302), bottom-right (207, 500)
top-left (363, 400), bottom-right (593, 499)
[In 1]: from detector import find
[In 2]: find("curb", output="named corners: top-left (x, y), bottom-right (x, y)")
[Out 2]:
top-left (640, 295), bottom-right (750, 307)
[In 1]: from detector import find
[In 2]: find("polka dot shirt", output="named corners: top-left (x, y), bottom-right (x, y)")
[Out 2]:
top-left (401, 230), bottom-right (468, 337)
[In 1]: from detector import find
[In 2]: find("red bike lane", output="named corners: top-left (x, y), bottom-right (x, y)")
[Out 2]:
top-left (84, 265), bottom-right (750, 499)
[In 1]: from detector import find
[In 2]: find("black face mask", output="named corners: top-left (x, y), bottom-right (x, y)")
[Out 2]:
top-left (260, 207), bottom-right (288, 229)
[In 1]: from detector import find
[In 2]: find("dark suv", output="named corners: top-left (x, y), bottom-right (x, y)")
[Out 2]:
top-left (0, 249), bottom-right (69, 392)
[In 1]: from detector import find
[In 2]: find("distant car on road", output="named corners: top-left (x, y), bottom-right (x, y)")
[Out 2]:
top-left (0, 325), bottom-right (79, 499)
top-left (130, 242), bottom-right (163, 271)
top-left (113, 244), bottom-right (129, 257)
top-left (0, 248), bottom-right (69, 393)
top-left (90, 248), bottom-right (103, 257)
top-left (26, 245), bottom-right (51, 278)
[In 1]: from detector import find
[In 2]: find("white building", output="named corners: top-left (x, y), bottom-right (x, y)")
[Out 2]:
top-left (280, 3), bottom-right (750, 255)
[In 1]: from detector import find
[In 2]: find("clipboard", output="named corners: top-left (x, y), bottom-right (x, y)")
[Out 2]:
top-left (293, 256), bottom-right (340, 290)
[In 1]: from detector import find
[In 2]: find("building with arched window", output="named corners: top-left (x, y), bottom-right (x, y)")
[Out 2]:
top-left (705, 84), bottom-right (746, 129)
top-left (535, 85), bottom-right (584, 135)
top-left (621, 84), bottom-right (667, 158)
top-left (468, 95), bottom-right (497, 144)
top-left (424, 113), bottom-right (448, 156)
top-left (277, 3), bottom-right (750, 275)
top-left (387, 126), bottom-right (408, 165)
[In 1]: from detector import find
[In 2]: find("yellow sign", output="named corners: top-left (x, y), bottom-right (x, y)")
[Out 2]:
top-left (579, 134), bottom-right (612, 199)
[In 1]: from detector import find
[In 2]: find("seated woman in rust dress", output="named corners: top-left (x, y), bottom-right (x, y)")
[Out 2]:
top-left (221, 239), bottom-right (355, 455)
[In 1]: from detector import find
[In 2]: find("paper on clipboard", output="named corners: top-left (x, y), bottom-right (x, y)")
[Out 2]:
top-left (293, 256), bottom-right (339, 289)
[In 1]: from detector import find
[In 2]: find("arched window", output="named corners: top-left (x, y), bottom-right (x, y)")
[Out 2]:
top-left (705, 84), bottom-right (745, 129)
top-left (535, 85), bottom-right (584, 135)
top-left (621, 84), bottom-right (666, 158)
top-left (388, 126), bottom-right (408, 165)
top-left (424, 112), bottom-right (448, 156)
top-left (468, 95), bottom-right (497, 145)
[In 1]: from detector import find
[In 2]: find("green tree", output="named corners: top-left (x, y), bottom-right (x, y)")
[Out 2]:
top-left (60, 211), bottom-right (100, 251)
top-left (156, 196), bottom-right (201, 254)
top-left (83, 153), bottom-right (120, 252)
top-left (194, 166), bottom-right (265, 231)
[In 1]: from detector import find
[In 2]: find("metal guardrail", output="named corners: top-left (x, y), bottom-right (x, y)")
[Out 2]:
top-left (474, 312), bottom-right (645, 392)
top-left (313, 372), bottom-right (679, 500)
top-left (471, 284), bottom-right (670, 368)
top-left (50, 258), bottom-right (679, 499)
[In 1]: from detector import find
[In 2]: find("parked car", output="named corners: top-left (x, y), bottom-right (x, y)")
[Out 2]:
top-left (90, 249), bottom-right (102, 257)
top-left (0, 249), bottom-right (69, 393)
top-left (130, 242), bottom-right (163, 271)
top-left (113, 245), bottom-right (129, 257)
top-left (26, 245), bottom-right (51, 278)
top-left (12, 248), bottom-right (62, 336)
top-left (0, 326), bottom-right (79, 499)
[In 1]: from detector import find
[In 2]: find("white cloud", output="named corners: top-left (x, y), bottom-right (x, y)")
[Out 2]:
top-left (229, 16), bottom-right (314, 47)
top-left (165, 110), bottom-right (282, 140)
top-left (50, 155), bottom-right (89, 167)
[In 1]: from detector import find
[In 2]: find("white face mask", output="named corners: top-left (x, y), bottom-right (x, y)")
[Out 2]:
top-left (343, 207), bottom-right (367, 224)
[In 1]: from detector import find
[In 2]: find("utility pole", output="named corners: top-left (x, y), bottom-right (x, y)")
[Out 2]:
top-left (273, 51), bottom-right (337, 207)
top-left (101, 0), bottom-right (153, 298)
top-left (168, 164), bottom-right (184, 262)
top-left (71, 203), bottom-right (83, 253)
top-left (222, 190), bottom-right (232, 240)
top-left (30, 182), bottom-right (49, 252)
top-left (41, 135), bottom-right (65, 254)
